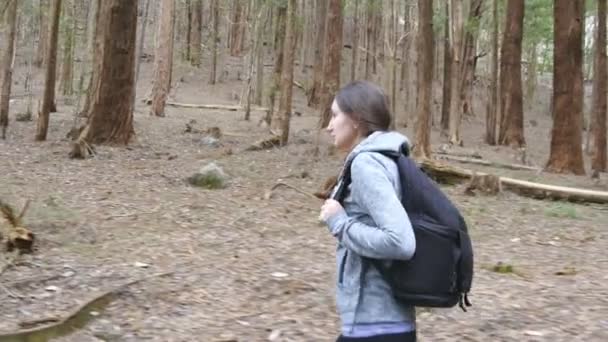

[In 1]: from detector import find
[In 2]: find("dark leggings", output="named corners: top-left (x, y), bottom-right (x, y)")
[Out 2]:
top-left (336, 331), bottom-right (416, 342)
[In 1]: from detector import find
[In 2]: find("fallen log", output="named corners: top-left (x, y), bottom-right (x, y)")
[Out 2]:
top-left (142, 99), bottom-right (269, 113)
top-left (435, 154), bottom-right (540, 172)
top-left (418, 159), bottom-right (608, 204)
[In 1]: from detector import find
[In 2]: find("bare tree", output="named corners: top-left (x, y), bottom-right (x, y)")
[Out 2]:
top-left (498, 0), bottom-right (525, 147)
top-left (318, 0), bottom-right (343, 128)
top-left (592, 0), bottom-right (607, 173)
top-left (275, 0), bottom-right (297, 145)
top-left (35, 0), bottom-right (48, 68)
top-left (268, 4), bottom-right (287, 126)
top-left (0, 0), bottom-right (18, 139)
top-left (150, 0), bottom-right (176, 117)
top-left (440, 0), bottom-right (451, 133)
top-left (60, 0), bottom-right (76, 96)
top-left (351, 0), bottom-right (359, 82)
top-left (135, 0), bottom-right (151, 83)
top-left (546, 0), bottom-right (585, 174)
top-left (485, 0), bottom-right (499, 145)
top-left (308, 0), bottom-right (327, 108)
top-left (190, 0), bottom-right (202, 67)
top-left (35, 0), bottom-right (62, 141)
top-left (74, 0), bottom-right (137, 149)
top-left (447, 0), bottom-right (464, 144)
top-left (413, 0), bottom-right (434, 158)
top-left (210, 0), bottom-right (219, 84)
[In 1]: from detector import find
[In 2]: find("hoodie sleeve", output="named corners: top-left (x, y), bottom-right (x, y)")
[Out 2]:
top-left (325, 153), bottom-right (416, 260)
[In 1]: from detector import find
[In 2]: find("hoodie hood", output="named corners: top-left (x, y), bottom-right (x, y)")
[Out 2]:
top-left (346, 131), bottom-right (411, 163)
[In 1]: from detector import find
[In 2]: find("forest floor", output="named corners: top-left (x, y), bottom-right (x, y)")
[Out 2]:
top-left (1, 58), bottom-right (608, 342)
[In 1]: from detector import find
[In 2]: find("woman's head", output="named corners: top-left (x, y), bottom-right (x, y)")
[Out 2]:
top-left (326, 81), bottom-right (392, 151)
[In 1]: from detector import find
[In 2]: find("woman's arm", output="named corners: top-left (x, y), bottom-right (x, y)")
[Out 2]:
top-left (326, 153), bottom-right (416, 260)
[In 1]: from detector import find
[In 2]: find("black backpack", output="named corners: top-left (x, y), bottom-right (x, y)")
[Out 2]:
top-left (333, 145), bottom-right (474, 311)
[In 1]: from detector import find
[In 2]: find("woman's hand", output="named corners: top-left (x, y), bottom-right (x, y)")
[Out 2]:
top-left (319, 199), bottom-right (344, 222)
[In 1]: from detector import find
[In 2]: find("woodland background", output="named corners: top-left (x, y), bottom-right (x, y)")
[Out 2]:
top-left (0, 0), bottom-right (607, 341)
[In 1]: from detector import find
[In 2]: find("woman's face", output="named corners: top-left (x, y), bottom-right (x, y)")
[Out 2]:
top-left (326, 100), bottom-right (360, 152)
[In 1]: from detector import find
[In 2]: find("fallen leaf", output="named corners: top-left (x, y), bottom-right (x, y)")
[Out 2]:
top-left (268, 329), bottom-right (281, 341)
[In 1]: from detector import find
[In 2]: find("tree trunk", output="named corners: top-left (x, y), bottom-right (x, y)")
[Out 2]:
top-left (307, 0), bottom-right (327, 108)
top-left (592, 0), bottom-right (607, 172)
top-left (485, 0), bottom-right (499, 145)
top-left (525, 44), bottom-right (538, 107)
top-left (61, 0), bottom-right (75, 96)
top-left (275, 0), bottom-right (296, 145)
top-left (185, 0), bottom-right (192, 61)
top-left (35, 0), bottom-right (61, 141)
top-left (135, 0), bottom-right (151, 83)
top-left (268, 4), bottom-right (287, 126)
top-left (300, 0), bottom-right (310, 74)
top-left (190, 0), bottom-right (202, 67)
top-left (498, 0), bottom-right (525, 147)
top-left (149, 0), bottom-right (176, 117)
top-left (210, 0), bottom-right (219, 84)
top-left (440, 0), bottom-right (451, 134)
top-left (230, 0), bottom-right (245, 56)
top-left (546, 0), bottom-right (585, 175)
top-left (364, 0), bottom-right (373, 80)
top-left (254, 4), bottom-right (267, 106)
top-left (318, 0), bottom-right (343, 128)
top-left (460, 0), bottom-right (483, 120)
top-left (35, 0), bottom-right (48, 68)
top-left (398, 1), bottom-right (411, 127)
top-left (413, 0), bottom-right (434, 158)
top-left (0, 0), bottom-right (18, 140)
top-left (351, 0), bottom-right (359, 82)
top-left (81, 0), bottom-right (137, 145)
top-left (80, 0), bottom-right (99, 117)
top-left (244, 0), bottom-right (265, 121)
top-left (448, 0), bottom-right (464, 145)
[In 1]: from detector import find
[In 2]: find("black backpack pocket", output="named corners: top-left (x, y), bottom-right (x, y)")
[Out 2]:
top-left (370, 218), bottom-right (461, 308)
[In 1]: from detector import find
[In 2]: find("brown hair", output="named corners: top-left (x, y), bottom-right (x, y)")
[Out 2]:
top-left (334, 81), bottom-right (392, 136)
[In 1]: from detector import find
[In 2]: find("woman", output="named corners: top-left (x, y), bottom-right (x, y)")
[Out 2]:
top-left (319, 81), bottom-right (417, 342)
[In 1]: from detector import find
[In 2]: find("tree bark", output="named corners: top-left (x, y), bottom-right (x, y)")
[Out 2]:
top-left (210, 0), bottom-right (219, 84)
top-left (485, 0), bottom-right (499, 145)
top-left (275, 0), bottom-right (296, 145)
top-left (364, 0), bottom-right (373, 80)
top-left (61, 0), bottom-right (75, 96)
top-left (440, 0), bottom-right (451, 134)
top-left (81, 0), bottom-right (137, 145)
top-left (149, 0), bottom-right (176, 117)
top-left (254, 3), bottom-right (266, 106)
top-left (498, 0), bottom-right (525, 147)
top-left (448, 0), bottom-right (464, 145)
top-left (546, 0), bottom-right (585, 175)
top-left (307, 0), bottom-right (327, 108)
top-left (230, 0), bottom-right (245, 56)
top-left (190, 0), bottom-right (202, 67)
top-left (525, 44), bottom-right (538, 106)
top-left (413, 0), bottom-right (434, 158)
top-left (268, 4), bottom-right (287, 126)
top-left (35, 0), bottom-right (61, 141)
top-left (351, 0), bottom-right (359, 82)
top-left (35, 0), bottom-right (48, 68)
top-left (135, 0), bottom-right (151, 83)
top-left (0, 0), bottom-right (18, 140)
top-left (318, 0), bottom-right (343, 129)
top-left (592, 0), bottom-right (607, 172)
top-left (80, 0), bottom-right (99, 117)
top-left (460, 0), bottom-right (483, 120)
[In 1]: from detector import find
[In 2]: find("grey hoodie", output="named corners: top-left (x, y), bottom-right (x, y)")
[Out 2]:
top-left (324, 131), bottom-right (416, 334)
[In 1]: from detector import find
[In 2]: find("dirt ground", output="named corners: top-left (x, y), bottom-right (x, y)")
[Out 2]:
top-left (1, 55), bottom-right (608, 342)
